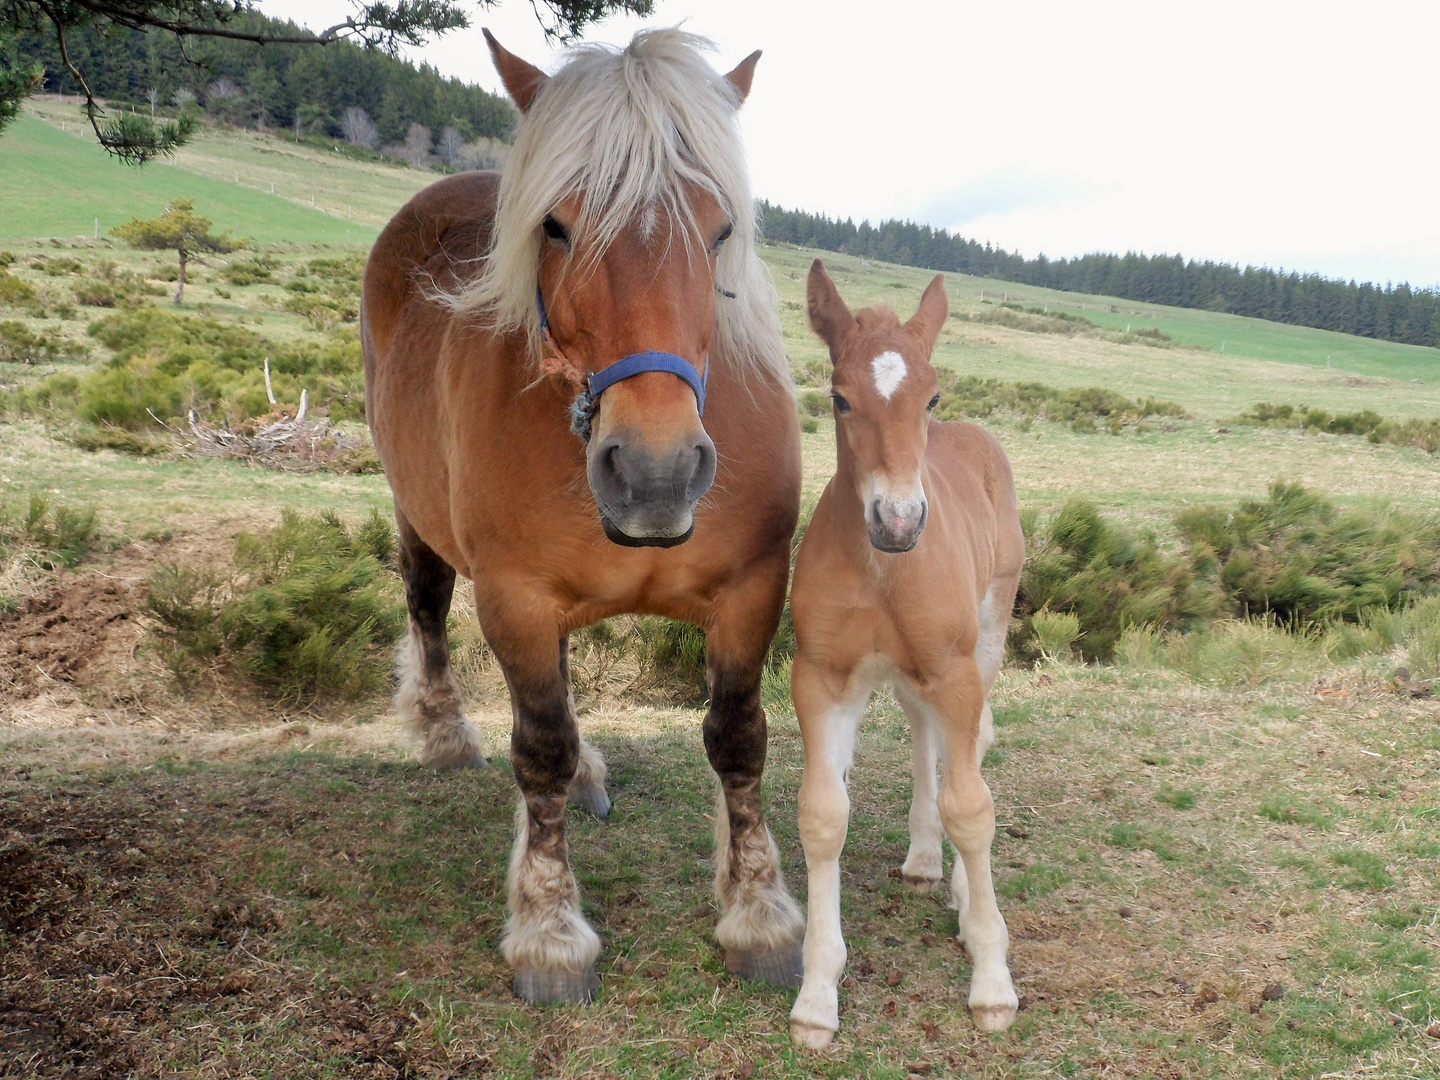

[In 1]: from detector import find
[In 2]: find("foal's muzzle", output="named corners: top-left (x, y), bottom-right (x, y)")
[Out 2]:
top-left (868, 494), bottom-right (928, 553)
top-left (589, 429), bottom-right (718, 546)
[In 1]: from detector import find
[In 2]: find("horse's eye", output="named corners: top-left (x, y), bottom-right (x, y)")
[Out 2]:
top-left (542, 215), bottom-right (570, 244)
top-left (711, 222), bottom-right (733, 252)
top-left (927, 393), bottom-right (940, 412)
top-left (832, 392), bottom-right (851, 415)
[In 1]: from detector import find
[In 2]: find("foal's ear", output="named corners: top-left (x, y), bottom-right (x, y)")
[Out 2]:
top-left (807, 259), bottom-right (855, 354)
top-left (722, 50), bottom-right (762, 105)
top-left (907, 273), bottom-right (949, 351)
top-left (483, 29), bottom-right (548, 112)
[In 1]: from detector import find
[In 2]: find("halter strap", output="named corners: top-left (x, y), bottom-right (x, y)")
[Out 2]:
top-left (536, 286), bottom-right (709, 440)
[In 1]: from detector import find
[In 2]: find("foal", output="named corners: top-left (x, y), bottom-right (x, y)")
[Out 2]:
top-left (787, 261), bottom-right (1025, 1047)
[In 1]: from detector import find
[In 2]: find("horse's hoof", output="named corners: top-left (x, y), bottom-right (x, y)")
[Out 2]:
top-left (790, 1020), bottom-right (836, 1049)
top-left (418, 717), bottom-right (488, 769)
top-left (971, 1003), bottom-right (1018, 1032)
top-left (568, 782), bottom-right (611, 819)
top-left (725, 944), bottom-right (803, 987)
top-left (901, 873), bottom-right (941, 894)
top-left (513, 966), bottom-right (600, 1004)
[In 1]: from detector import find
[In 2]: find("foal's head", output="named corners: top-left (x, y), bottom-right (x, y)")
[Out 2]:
top-left (807, 260), bottom-right (948, 552)
top-left (475, 30), bottom-right (776, 547)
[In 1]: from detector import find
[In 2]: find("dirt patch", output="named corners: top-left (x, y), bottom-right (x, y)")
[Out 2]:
top-left (0, 573), bottom-right (137, 699)
top-left (0, 773), bottom-right (462, 1079)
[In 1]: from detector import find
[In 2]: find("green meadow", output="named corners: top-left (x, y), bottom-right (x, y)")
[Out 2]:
top-left (1, 109), bottom-right (1437, 1080)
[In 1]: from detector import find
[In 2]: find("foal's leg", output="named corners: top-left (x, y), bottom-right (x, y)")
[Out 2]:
top-left (931, 656), bottom-right (1019, 1033)
top-left (705, 578), bottom-right (805, 987)
top-left (488, 607), bottom-right (601, 1003)
top-left (894, 684), bottom-right (944, 892)
top-left (789, 656), bottom-right (868, 1049)
top-left (395, 512), bottom-right (487, 768)
top-left (559, 636), bottom-right (611, 818)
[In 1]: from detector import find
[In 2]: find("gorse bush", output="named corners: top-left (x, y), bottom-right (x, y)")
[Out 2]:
top-left (0, 493), bottom-right (100, 572)
top-left (0, 321), bottom-right (87, 364)
top-left (1018, 482), bottom-right (1440, 666)
top-left (147, 510), bottom-right (405, 701)
top-left (1, 308), bottom-right (366, 427)
top-left (1175, 481), bottom-right (1440, 624)
top-left (1236, 401), bottom-right (1440, 454)
top-left (1014, 499), bottom-right (1215, 662)
top-left (933, 372), bottom-right (1185, 434)
top-left (956, 303), bottom-right (1178, 349)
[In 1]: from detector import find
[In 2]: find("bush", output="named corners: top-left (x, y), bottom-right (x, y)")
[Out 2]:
top-left (1235, 401), bottom-right (1440, 454)
top-left (0, 493), bottom-right (100, 571)
top-left (1175, 481), bottom-right (1440, 626)
top-left (3, 307), bottom-right (366, 427)
top-left (1014, 498), bottom-right (1215, 662)
top-left (955, 303), bottom-right (1178, 348)
top-left (0, 272), bottom-right (37, 307)
top-left (933, 372), bottom-right (1186, 431)
top-left (147, 510), bottom-right (406, 701)
top-left (0, 321), bottom-right (87, 364)
top-left (1031, 609), bottom-right (1081, 660)
top-left (220, 255), bottom-right (279, 286)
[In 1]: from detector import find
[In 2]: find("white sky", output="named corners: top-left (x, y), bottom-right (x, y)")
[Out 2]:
top-left (262, 1), bottom-right (1440, 288)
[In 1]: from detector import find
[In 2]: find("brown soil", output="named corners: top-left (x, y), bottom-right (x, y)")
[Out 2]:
top-left (0, 771), bottom-right (460, 1079)
top-left (0, 573), bottom-right (138, 700)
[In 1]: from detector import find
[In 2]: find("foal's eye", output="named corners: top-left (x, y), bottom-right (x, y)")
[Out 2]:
top-left (542, 215), bottom-right (570, 244)
top-left (711, 222), bottom-right (734, 252)
top-left (831, 392), bottom-right (851, 415)
top-left (927, 393), bottom-right (940, 412)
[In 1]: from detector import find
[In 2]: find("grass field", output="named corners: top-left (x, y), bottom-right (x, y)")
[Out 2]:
top-left (2, 114), bottom-right (1439, 1079)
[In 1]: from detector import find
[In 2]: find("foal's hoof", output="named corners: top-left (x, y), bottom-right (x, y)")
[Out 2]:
top-left (971, 1003), bottom-right (1018, 1032)
top-left (513, 965), bottom-right (600, 1005)
top-left (725, 943), bottom-right (803, 988)
top-left (789, 1020), bottom-right (836, 1049)
top-left (568, 782), bottom-right (611, 819)
top-left (901, 872), bottom-right (942, 894)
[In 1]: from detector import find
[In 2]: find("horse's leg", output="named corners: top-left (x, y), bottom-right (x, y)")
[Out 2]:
top-left (704, 573), bottom-right (805, 987)
top-left (559, 635), bottom-right (611, 817)
top-left (894, 684), bottom-right (944, 892)
top-left (395, 511), bottom-right (487, 768)
top-left (929, 655), bottom-right (1018, 1033)
top-left (789, 656), bottom-right (868, 1049)
top-left (490, 612), bottom-right (601, 1004)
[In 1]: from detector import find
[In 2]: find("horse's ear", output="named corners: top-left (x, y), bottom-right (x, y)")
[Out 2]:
top-left (807, 259), bottom-right (854, 355)
top-left (483, 28), bottom-right (548, 112)
top-left (907, 273), bottom-right (949, 351)
top-left (722, 50), bottom-right (762, 105)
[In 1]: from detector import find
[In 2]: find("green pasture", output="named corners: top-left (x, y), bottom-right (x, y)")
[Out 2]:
top-left (0, 111), bottom-right (376, 245)
top-left (2, 108), bottom-right (1440, 1080)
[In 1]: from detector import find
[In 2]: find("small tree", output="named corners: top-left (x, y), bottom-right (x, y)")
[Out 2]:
top-left (110, 199), bottom-right (244, 304)
top-left (340, 106), bottom-right (379, 149)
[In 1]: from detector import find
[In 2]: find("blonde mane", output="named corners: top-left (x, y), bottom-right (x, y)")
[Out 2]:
top-left (451, 29), bottom-right (789, 387)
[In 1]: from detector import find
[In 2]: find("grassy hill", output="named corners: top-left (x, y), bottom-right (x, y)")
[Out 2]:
top-left (0, 106), bottom-right (388, 244)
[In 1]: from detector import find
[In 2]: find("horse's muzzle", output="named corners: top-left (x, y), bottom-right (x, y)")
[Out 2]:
top-left (588, 429), bottom-right (717, 546)
top-left (868, 495), bottom-right (928, 553)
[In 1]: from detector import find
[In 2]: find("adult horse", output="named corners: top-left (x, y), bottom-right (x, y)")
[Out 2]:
top-left (361, 29), bottom-right (805, 1004)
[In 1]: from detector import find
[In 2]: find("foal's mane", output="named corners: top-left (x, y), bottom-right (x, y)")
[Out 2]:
top-left (450, 29), bottom-right (789, 387)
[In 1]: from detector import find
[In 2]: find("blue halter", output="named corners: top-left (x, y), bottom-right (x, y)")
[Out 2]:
top-left (537, 287), bottom-right (708, 441)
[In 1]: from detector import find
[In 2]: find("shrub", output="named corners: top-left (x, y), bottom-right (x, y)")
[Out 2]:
top-left (0, 321), bottom-right (87, 364)
top-left (1014, 498), bottom-right (1215, 662)
top-left (0, 493), bottom-right (100, 571)
top-left (220, 255), bottom-right (279, 286)
top-left (72, 281), bottom-right (119, 307)
top-left (1235, 401), bottom-right (1440, 454)
top-left (147, 509), bottom-right (405, 700)
top-left (0, 272), bottom-right (37, 307)
top-left (1175, 481), bottom-right (1440, 626)
top-left (955, 303), bottom-right (1178, 348)
top-left (3, 308), bottom-right (366, 427)
top-left (1031, 609), bottom-right (1081, 660)
top-left (933, 372), bottom-right (1186, 431)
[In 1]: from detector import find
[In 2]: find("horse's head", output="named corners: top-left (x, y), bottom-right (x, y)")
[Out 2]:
top-left (807, 259), bottom-right (948, 553)
top-left (483, 30), bottom-right (767, 547)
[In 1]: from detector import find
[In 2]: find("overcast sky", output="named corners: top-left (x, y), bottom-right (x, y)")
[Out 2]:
top-left (262, 1), bottom-right (1440, 288)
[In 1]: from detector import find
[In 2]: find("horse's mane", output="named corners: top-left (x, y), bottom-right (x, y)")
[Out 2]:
top-left (449, 28), bottom-right (789, 387)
